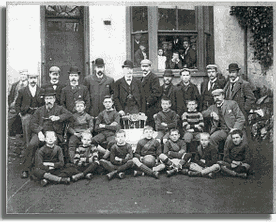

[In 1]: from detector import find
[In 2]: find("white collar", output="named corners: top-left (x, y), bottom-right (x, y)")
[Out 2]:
top-left (209, 78), bottom-right (217, 83)
top-left (50, 80), bottom-right (59, 85)
top-left (70, 82), bottom-right (78, 87)
top-left (230, 77), bottom-right (239, 84)
top-left (143, 71), bottom-right (150, 78)
top-left (125, 76), bottom-right (132, 82)
top-left (28, 84), bottom-right (37, 90)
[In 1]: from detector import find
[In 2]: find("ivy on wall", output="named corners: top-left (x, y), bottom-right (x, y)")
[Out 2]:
top-left (230, 6), bottom-right (273, 71)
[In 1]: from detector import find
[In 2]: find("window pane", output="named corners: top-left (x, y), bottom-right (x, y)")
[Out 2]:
top-left (178, 9), bottom-right (196, 30)
top-left (133, 33), bottom-right (148, 67)
top-left (65, 22), bottom-right (79, 32)
top-left (158, 8), bottom-right (176, 30)
top-left (45, 5), bottom-right (81, 18)
top-left (132, 6), bottom-right (148, 32)
top-left (47, 21), bottom-right (63, 32)
top-left (157, 35), bottom-right (197, 70)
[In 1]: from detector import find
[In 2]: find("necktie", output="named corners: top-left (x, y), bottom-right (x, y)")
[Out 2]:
top-left (231, 83), bottom-right (235, 91)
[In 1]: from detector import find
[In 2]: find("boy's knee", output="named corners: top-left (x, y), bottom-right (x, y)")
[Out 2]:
top-left (33, 168), bottom-right (46, 179)
top-left (133, 157), bottom-right (142, 166)
top-left (158, 153), bottom-right (168, 162)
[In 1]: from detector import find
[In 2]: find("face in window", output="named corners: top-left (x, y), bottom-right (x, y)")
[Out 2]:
top-left (49, 71), bottom-right (60, 83)
top-left (168, 42), bottom-right (173, 50)
top-left (135, 33), bottom-right (142, 41)
top-left (172, 52), bottom-right (179, 60)
top-left (180, 71), bottom-right (191, 83)
top-left (158, 49), bottom-right (164, 56)
top-left (69, 73), bottom-right (79, 84)
top-left (141, 64), bottom-right (151, 75)
top-left (229, 70), bottom-right (239, 82)
top-left (28, 76), bottom-right (38, 87)
top-left (95, 65), bottom-right (105, 76)
top-left (123, 67), bottom-right (133, 79)
top-left (183, 41), bottom-right (189, 49)
top-left (140, 44), bottom-right (146, 52)
top-left (162, 43), bottom-right (168, 51)
top-left (207, 68), bottom-right (218, 81)
top-left (231, 133), bottom-right (243, 146)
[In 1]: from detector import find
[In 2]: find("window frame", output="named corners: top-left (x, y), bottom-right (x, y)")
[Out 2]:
top-left (126, 6), bottom-right (214, 77)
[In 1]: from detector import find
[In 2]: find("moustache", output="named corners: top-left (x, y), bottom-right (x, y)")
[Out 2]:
top-left (46, 102), bottom-right (53, 105)
top-left (97, 71), bottom-right (103, 75)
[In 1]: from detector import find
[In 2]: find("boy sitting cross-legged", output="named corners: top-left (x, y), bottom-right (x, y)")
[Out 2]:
top-left (217, 129), bottom-right (251, 179)
top-left (62, 132), bottom-right (100, 182)
top-left (186, 132), bottom-right (220, 179)
top-left (32, 131), bottom-right (71, 186)
top-left (99, 129), bottom-right (134, 180)
top-left (159, 129), bottom-right (193, 177)
top-left (68, 100), bottom-right (94, 163)
top-left (155, 96), bottom-right (179, 144)
top-left (132, 126), bottom-right (165, 179)
top-left (92, 95), bottom-right (120, 159)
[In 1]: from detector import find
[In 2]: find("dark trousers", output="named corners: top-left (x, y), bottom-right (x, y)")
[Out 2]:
top-left (92, 131), bottom-right (116, 149)
top-left (68, 135), bottom-right (81, 162)
top-left (33, 167), bottom-right (65, 179)
top-left (59, 162), bottom-right (99, 177)
top-left (100, 159), bottom-right (133, 172)
top-left (8, 110), bottom-right (22, 136)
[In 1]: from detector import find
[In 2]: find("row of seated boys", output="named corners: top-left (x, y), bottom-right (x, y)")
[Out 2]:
top-left (33, 120), bottom-right (251, 186)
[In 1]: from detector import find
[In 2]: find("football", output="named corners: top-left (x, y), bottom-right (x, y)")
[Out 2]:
top-left (142, 155), bottom-right (156, 168)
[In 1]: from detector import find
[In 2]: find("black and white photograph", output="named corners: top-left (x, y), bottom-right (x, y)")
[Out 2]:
top-left (6, 2), bottom-right (274, 215)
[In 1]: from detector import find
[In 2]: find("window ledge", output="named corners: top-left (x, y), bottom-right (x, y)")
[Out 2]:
top-left (133, 69), bottom-right (207, 78)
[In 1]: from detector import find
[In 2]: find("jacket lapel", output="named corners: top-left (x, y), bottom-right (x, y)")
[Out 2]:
top-left (120, 78), bottom-right (129, 93)
top-left (202, 80), bottom-right (208, 94)
top-left (25, 86), bottom-right (32, 98)
top-left (231, 78), bottom-right (242, 98)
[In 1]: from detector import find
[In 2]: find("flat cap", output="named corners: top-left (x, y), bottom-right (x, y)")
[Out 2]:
top-left (140, 59), bottom-right (152, 66)
top-left (163, 69), bottom-right (174, 77)
top-left (19, 69), bottom-right (28, 75)
top-left (206, 64), bottom-right (218, 70)
top-left (75, 100), bottom-right (85, 105)
top-left (211, 89), bottom-right (224, 96)
top-left (49, 66), bottom-right (61, 73)
top-left (27, 73), bottom-right (39, 77)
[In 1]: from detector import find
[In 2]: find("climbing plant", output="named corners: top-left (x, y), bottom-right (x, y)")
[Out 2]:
top-left (230, 6), bottom-right (273, 71)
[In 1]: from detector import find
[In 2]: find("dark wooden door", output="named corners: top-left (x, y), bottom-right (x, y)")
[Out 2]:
top-left (45, 18), bottom-right (84, 85)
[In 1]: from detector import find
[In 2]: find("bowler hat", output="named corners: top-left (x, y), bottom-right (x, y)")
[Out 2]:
top-left (122, 60), bottom-right (134, 69)
top-left (49, 66), bottom-right (61, 73)
top-left (227, 63), bottom-right (241, 72)
top-left (140, 59), bottom-right (152, 66)
top-left (211, 89), bottom-right (224, 96)
top-left (43, 87), bottom-right (56, 97)
top-left (95, 58), bottom-right (105, 66)
top-left (163, 69), bottom-right (174, 77)
top-left (183, 37), bottom-right (190, 42)
top-left (68, 66), bottom-right (80, 75)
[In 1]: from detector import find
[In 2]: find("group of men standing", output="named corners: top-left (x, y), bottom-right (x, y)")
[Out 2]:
top-left (8, 56), bottom-right (256, 179)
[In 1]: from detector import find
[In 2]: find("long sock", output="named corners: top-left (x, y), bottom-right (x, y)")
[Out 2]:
top-left (139, 163), bottom-right (155, 176)
top-left (44, 173), bottom-right (61, 182)
top-left (221, 166), bottom-right (237, 177)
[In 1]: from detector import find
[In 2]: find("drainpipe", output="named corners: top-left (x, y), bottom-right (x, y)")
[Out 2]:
top-left (244, 26), bottom-right (248, 81)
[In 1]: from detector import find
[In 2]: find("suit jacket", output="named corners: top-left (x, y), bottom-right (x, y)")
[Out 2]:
top-left (201, 77), bottom-right (226, 110)
top-left (224, 77), bottom-right (256, 115)
top-left (141, 72), bottom-right (162, 115)
top-left (160, 83), bottom-right (178, 113)
top-left (8, 81), bottom-right (20, 106)
top-left (113, 77), bottom-right (146, 113)
top-left (30, 103), bottom-right (72, 139)
top-left (180, 47), bottom-right (196, 68)
top-left (41, 82), bottom-right (66, 105)
top-left (176, 81), bottom-right (201, 115)
top-left (15, 86), bottom-right (45, 116)
top-left (134, 49), bottom-right (147, 67)
top-left (83, 74), bottom-right (114, 117)
top-left (60, 84), bottom-right (90, 113)
top-left (202, 100), bottom-right (245, 134)
top-left (194, 144), bottom-right (218, 167)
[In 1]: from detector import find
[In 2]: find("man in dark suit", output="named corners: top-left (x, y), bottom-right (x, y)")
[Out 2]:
top-left (201, 64), bottom-right (226, 111)
top-left (8, 69), bottom-right (28, 137)
top-left (160, 69), bottom-right (178, 114)
top-left (83, 58), bottom-right (114, 117)
top-left (60, 66), bottom-right (90, 113)
top-left (180, 37), bottom-right (197, 69)
top-left (134, 41), bottom-right (148, 67)
top-left (140, 59), bottom-right (162, 127)
top-left (41, 66), bottom-right (66, 105)
top-left (224, 63), bottom-right (256, 119)
top-left (20, 88), bottom-right (72, 178)
top-left (202, 89), bottom-right (246, 151)
top-left (114, 60), bottom-right (145, 115)
top-left (15, 73), bottom-right (44, 147)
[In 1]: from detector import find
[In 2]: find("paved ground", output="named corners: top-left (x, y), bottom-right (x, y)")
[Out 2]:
top-left (6, 135), bottom-right (274, 214)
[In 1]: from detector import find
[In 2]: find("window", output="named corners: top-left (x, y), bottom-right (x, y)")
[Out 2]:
top-left (126, 6), bottom-right (214, 76)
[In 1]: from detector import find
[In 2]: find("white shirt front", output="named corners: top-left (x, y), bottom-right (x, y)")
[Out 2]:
top-left (158, 56), bottom-right (167, 70)
top-left (208, 78), bottom-right (217, 91)
top-left (125, 76), bottom-right (133, 85)
top-left (28, 85), bottom-right (37, 97)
